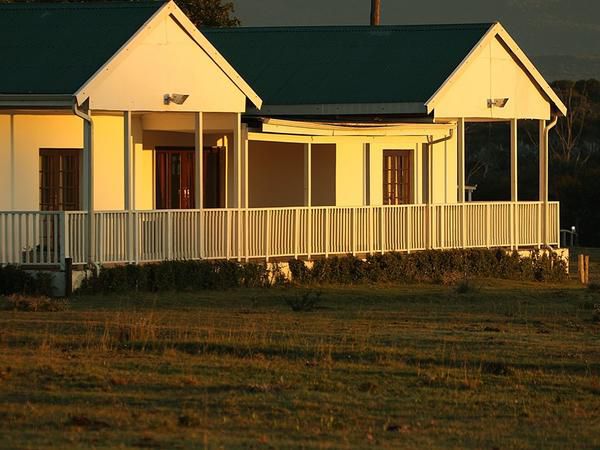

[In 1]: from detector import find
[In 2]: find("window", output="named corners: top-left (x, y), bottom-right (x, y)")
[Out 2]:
top-left (383, 150), bottom-right (412, 205)
top-left (39, 149), bottom-right (81, 211)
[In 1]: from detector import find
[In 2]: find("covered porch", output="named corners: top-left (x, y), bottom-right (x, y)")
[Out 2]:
top-left (0, 113), bottom-right (560, 267)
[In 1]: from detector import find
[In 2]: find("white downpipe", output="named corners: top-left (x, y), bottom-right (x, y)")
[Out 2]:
top-left (427, 131), bottom-right (454, 249)
top-left (72, 100), bottom-right (95, 265)
top-left (543, 114), bottom-right (559, 248)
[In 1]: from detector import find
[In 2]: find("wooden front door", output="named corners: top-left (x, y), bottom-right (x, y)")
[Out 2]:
top-left (383, 150), bottom-right (412, 205)
top-left (156, 149), bottom-right (195, 209)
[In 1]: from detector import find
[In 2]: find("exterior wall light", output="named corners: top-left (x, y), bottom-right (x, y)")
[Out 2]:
top-left (487, 98), bottom-right (509, 108)
top-left (163, 93), bottom-right (190, 105)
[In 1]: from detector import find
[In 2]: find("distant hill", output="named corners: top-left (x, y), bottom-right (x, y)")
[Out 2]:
top-left (533, 55), bottom-right (600, 82)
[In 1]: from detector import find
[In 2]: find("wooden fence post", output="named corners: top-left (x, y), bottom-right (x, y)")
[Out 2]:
top-left (578, 254), bottom-right (590, 285)
top-left (586, 255), bottom-right (590, 284)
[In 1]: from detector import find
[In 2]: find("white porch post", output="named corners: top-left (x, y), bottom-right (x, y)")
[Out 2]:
top-left (539, 119), bottom-right (548, 246)
top-left (242, 124), bottom-right (249, 261)
top-left (424, 141), bottom-right (432, 249)
top-left (510, 118), bottom-right (518, 249)
top-left (457, 118), bottom-right (466, 248)
top-left (242, 124), bottom-right (249, 208)
top-left (304, 142), bottom-right (312, 206)
top-left (457, 118), bottom-right (466, 203)
top-left (233, 113), bottom-right (242, 260)
top-left (9, 114), bottom-right (15, 210)
top-left (304, 142), bottom-right (312, 259)
top-left (194, 112), bottom-right (204, 259)
top-left (124, 111), bottom-right (134, 262)
top-left (124, 111), bottom-right (133, 210)
top-left (234, 113), bottom-right (242, 208)
top-left (194, 112), bottom-right (204, 209)
top-left (510, 119), bottom-right (518, 202)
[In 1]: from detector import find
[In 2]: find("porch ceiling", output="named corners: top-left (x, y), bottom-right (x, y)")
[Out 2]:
top-left (139, 112), bottom-right (237, 133)
top-left (255, 117), bottom-right (454, 137)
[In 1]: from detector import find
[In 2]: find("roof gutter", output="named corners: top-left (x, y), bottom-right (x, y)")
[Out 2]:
top-left (0, 94), bottom-right (73, 108)
top-left (427, 129), bottom-right (453, 146)
top-left (246, 102), bottom-right (428, 117)
top-left (545, 113), bottom-right (559, 135)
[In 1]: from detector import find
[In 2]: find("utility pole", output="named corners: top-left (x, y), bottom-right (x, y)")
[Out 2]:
top-left (370, 0), bottom-right (381, 25)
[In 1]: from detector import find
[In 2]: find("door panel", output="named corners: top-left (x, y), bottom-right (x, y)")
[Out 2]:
top-left (383, 150), bottom-right (412, 205)
top-left (203, 146), bottom-right (223, 209)
top-left (155, 147), bottom-right (225, 209)
top-left (156, 149), bottom-right (195, 210)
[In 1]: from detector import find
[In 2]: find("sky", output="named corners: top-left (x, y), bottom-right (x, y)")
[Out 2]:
top-left (231, 0), bottom-right (600, 79)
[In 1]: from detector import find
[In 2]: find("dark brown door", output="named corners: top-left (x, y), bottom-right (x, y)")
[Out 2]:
top-left (203, 146), bottom-right (223, 208)
top-left (383, 150), bottom-right (412, 205)
top-left (39, 149), bottom-right (81, 211)
top-left (156, 149), bottom-right (195, 209)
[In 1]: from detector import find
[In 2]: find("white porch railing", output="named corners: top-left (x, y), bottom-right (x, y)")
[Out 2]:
top-left (0, 202), bottom-right (560, 266)
top-left (0, 211), bottom-right (63, 266)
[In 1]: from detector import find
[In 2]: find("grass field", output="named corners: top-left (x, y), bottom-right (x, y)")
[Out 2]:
top-left (1, 261), bottom-right (599, 448)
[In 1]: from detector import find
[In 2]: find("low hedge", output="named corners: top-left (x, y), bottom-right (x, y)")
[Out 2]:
top-left (288, 248), bottom-right (567, 284)
top-left (79, 260), bottom-right (272, 294)
top-left (78, 248), bottom-right (567, 294)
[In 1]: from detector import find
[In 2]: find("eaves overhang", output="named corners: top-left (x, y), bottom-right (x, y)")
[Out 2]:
top-left (0, 94), bottom-right (73, 108)
top-left (247, 102), bottom-right (428, 117)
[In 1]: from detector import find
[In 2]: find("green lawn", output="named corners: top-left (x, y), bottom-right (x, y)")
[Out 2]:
top-left (0, 278), bottom-right (599, 449)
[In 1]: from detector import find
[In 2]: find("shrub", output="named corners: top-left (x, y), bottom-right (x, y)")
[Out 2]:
top-left (588, 283), bottom-right (600, 292)
top-left (288, 259), bottom-right (311, 284)
top-left (79, 260), bottom-right (272, 294)
top-left (0, 266), bottom-right (54, 296)
top-left (284, 290), bottom-right (322, 312)
top-left (287, 248), bottom-right (568, 285)
top-left (455, 278), bottom-right (479, 295)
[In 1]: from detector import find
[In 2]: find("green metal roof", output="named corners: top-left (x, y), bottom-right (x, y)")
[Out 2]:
top-left (0, 1), bottom-right (165, 96)
top-left (204, 24), bottom-right (493, 110)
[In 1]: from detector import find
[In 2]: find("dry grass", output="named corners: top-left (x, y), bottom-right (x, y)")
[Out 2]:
top-left (0, 294), bottom-right (69, 312)
top-left (0, 278), bottom-right (599, 448)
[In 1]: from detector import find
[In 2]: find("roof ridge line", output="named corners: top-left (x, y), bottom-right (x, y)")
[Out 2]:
top-left (0, 1), bottom-right (166, 9)
top-left (203, 23), bottom-right (496, 33)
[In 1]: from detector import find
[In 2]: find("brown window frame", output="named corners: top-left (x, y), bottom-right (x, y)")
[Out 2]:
top-left (39, 148), bottom-right (82, 211)
top-left (383, 149), bottom-right (413, 205)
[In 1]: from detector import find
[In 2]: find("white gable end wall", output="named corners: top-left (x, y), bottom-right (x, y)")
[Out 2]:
top-left (432, 35), bottom-right (551, 120)
top-left (81, 13), bottom-right (247, 113)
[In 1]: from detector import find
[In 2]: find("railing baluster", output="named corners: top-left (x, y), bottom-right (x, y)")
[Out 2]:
top-left (265, 209), bottom-right (270, 262)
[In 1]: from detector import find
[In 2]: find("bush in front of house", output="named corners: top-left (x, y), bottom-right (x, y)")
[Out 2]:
top-left (0, 265), bottom-right (54, 296)
top-left (78, 248), bottom-right (567, 294)
top-left (79, 259), bottom-right (271, 294)
top-left (288, 249), bottom-right (567, 285)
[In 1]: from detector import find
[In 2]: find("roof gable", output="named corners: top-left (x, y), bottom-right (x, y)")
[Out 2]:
top-left (426, 23), bottom-right (567, 119)
top-left (75, 1), bottom-right (262, 111)
top-left (78, 7), bottom-right (252, 112)
top-left (203, 24), bottom-right (492, 109)
top-left (0, 1), bottom-right (165, 95)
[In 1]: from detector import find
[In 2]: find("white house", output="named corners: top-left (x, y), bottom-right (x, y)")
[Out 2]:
top-left (0, 1), bottom-right (566, 276)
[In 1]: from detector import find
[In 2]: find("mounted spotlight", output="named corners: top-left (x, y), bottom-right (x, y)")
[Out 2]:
top-left (163, 93), bottom-right (189, 105)
top-left (487, 98), bottom-right (509, 108)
